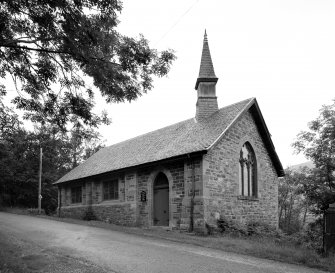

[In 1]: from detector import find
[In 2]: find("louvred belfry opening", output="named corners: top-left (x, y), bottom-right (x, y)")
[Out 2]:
top-left (195, 30), bottom-right (219, 120)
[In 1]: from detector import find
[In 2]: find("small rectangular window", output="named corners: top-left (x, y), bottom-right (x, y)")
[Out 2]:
top-left (71, 186), bottom-right (82, 204)
top-left (103, 179), bottom-right (119, 200)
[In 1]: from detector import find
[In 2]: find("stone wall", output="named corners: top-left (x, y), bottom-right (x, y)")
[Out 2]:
top-left (135, 160), bottom-right (201, 230)
top-left (181, 160), bottom-right (203, 231)
top-left (196, 97), bottom-right (218, 120)
top-left (58, 158), bottom-right (204, 230)
top-left (60, 203), bottom-right (136, 225)
top-left (136, 168), bottom-right (151, 227)
top-left (59, 173), bottom-right (137, 226)
top-left (168, 161), bottom-right (185, 228)
top-left (203, 110), bottom-right (279, 229)
top-left (59, 159), bottom-right (203, 229)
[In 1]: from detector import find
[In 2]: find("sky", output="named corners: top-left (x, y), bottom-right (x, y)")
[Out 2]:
top-left (95, 0), bottom-right (335, 168)
top-left (4, 0), bottom-right (335, 168)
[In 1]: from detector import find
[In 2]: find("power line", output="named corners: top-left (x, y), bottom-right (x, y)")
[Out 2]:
top-left (154, 0), bottom-right (200, 46)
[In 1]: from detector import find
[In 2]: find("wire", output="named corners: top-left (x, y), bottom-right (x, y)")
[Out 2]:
top-left (154, 0), bottom-right (200, 46)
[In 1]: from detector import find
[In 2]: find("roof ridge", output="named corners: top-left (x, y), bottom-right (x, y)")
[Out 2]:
top-left (218, 97), bottom-right (255, 111)
top-left (194, 97), bottom-right (255, 122)
top-left (104, 98), bottom-right (255, 150)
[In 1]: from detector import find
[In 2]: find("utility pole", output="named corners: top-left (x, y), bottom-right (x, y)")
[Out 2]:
top-left (38, 147), bottom-right (43, 214)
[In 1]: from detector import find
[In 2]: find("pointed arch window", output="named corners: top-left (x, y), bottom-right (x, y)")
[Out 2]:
top-left (239, 142), bottom-right (257, 197)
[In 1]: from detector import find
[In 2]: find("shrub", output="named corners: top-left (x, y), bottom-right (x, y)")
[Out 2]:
top-left (216, 217), bottom-right (229, 233)
top-left (246, 220), bottom-right (276, 236)
top-left (216, 217), bottom-right (247, 236)
top-left (216, 217), bottom-right (279, 238)
top-left (27, 208), bottom-right (45, 215)
top-left (43, 202), bottom-right (57, 216)
top-left (82, 208), bottom-right (97, 221)
top-left (287, 220), bottom-right (324, 253)
top-left (205, 222), bottom-right (215, 235)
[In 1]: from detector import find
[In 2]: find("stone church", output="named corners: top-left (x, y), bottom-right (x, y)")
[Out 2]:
top-left (55, 32), bottom-right (284, 231)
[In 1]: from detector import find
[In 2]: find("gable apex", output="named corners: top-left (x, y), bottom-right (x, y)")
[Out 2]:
top-left (206, 98), bottom-right (284, 177)
top-left (207, 98), bottom-right (256, 150)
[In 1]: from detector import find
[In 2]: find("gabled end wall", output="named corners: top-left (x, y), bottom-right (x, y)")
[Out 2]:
top-left (202, 109), bottom-right (279, 229)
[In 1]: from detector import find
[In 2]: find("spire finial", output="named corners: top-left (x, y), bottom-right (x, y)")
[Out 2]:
top-left (204, 29), bottom-right (207, 42)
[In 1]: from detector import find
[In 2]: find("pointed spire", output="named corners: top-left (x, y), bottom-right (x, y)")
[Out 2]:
top-left (195, 31), bottom-right (219, 120)
top-left (195, 30), bottom-right (218, 89)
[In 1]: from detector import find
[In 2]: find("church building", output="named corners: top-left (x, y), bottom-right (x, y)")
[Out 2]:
top-left (55, 32), bottom-right (284, 231)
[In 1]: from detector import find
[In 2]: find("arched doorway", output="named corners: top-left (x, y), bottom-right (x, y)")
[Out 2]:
top-left (153, 172), bottom-right (169, 226)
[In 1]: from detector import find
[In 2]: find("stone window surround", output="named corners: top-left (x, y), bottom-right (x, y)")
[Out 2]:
top-left (236, 137), bottom-right (260, 200)
top-left (71, 185), bottom-right (82, 204)
top-left (103, 178), bottom-right (119, 201)
top-left (239, 142), bottom-right (257, 197)
top-left (62, 174), bottom-right (129, 208)
top-left (147, 168), bottom-right (173, 227)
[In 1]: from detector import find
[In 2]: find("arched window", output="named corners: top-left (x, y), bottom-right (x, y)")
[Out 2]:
top-left (239, 142), bottom-right (257, 197)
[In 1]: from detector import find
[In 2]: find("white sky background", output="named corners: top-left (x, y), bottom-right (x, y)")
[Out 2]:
top-left (97, 0), bottom-right (335, 168)
top-left (3, 0), bottom-right (335, 168)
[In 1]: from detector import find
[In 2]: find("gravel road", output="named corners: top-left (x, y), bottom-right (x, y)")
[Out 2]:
top-left (0, 212), bottom-right (327, 273)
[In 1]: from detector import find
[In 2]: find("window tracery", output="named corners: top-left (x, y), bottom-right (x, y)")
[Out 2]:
top-left (239, 142), bottom-right (257, 197)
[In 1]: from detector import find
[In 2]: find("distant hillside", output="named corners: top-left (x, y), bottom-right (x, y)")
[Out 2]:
top-left (289, 161), bottom-right (315, 171)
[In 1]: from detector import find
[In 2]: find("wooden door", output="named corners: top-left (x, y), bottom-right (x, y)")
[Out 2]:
top-left (153, 173), bottom-right (169, 226)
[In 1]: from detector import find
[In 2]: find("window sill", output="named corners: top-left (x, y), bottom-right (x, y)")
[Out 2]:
top-left (100, 199), bottom-right (119, 204)
top-left (237, 196), bottom-right (259, 201)
top-left (62, 203), bottom-right (84, 208)
top-left (70, 202), bottom-right (82, 206)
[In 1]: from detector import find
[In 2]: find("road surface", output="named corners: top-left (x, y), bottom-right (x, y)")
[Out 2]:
top-left (0, 212), bottom-right (325, 273)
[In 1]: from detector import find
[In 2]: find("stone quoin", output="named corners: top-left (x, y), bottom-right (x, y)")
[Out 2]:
top-left (54, 31), bottom-right (284, 232)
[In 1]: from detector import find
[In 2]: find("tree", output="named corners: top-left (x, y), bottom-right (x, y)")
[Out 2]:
top-left (62, 121), bottom-right (105, 169)
top-left (0, 94), bottom-right (105, 212)
top-left (0, 87), bottom-right (21, 140)
top-left (0, 0), bottom-right (176, 129)
top-left (293, 99), bottom-right (335, 213)
top-left (279, 168), bottom-right (309, 233)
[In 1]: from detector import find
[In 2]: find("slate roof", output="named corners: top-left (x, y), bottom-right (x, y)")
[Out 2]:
top-left (56, 97), bottom-right (284, 184)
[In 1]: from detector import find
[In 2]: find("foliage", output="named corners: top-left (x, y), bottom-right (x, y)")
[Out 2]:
top-left (0, 96), bottom-right (104, 213)
top-left (216, 217), bottom-right (276, 237)
top-left (293, 99), bottom-right (335, 213)
top-left (246, 220), bottom-right (275, 236)
top-left (216, 217), bottom-right (248, 236)
top-left (215, 216), bottom-right (325, 256)
top-left (27, 208), bottom-right (45, 215)
top-left (289, 219), bottom-right (324, 253)
top-left (82, 207), bottom-right (97, 221)
top-left (278, 168), bottom-right (312, 234)
top-left (0, 0), bottom-right (176, 129)
top-left (0, 89), bottom-right (21, 138)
